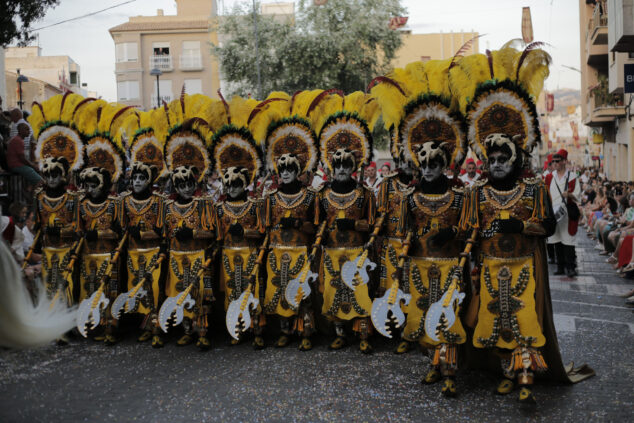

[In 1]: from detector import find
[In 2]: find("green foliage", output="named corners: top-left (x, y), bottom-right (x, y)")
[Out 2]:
top-left (212, 0), bottom-right (406, 98)
top-left (0, 0), bottom-right (60, 47)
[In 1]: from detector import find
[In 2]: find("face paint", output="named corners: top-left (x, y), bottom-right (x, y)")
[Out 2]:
top-left (132, 172), bottom-right (150, 194)
top-left (226, 179), bottom-right (245, 199)
top-left (399, 160), bottom-right (415, 176)
top-left (279, 167), bottom-right (298, 185)
top-left (44, 169), bottom-right (64, 190)
top-left (333, 162), bottom-right (353, 182)
top-left (85, 181), bottom-right (102, 200)
top-left (175, 179), bottom-right (196, 200)
top-left (420, 158), bottom-right (443, 183)
top-left (488, 151), bottom-right (514, 181)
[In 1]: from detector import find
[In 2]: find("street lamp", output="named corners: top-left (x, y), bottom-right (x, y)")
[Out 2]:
top-left (150, 67), bottom-right (163, 109)
top-left (16, 69), bottom-right (29, 110)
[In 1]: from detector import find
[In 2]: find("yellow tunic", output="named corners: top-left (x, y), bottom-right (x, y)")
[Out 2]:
top-left (404, 187), bottom-right (466, 345)
top-left (462, 179), bottom-right (550, 350)
top-left (163, 196), bottom-right (215, 320)
top-left (77, 196), bottom-right (121, 302)
top-left (215, 198), bottom-right (263, 311)
top-left (318, 186), bottom-right (376, 321)
top-left (263, 188), bottom-right (317, 318)
top-left (36, 189), bottom-right (79, 304)
top-left (121, 192), bottom-right (166, 315)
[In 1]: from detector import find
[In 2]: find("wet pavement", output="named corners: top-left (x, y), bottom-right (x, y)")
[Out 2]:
top-left (1, 233), bottom-right (632, 422)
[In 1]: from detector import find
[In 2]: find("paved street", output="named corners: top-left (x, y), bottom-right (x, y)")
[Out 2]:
top-left (1, 233), bottom-right (632, 423)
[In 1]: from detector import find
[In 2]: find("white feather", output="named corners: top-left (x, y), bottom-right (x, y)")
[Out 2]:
top-left (0, 241), bottom-right (76, 349)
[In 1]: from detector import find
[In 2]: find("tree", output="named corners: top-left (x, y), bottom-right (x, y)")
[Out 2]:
top-left (212, 0), bottom-right (406, 98)
top-left (0, 0), bottom-right (60, 47)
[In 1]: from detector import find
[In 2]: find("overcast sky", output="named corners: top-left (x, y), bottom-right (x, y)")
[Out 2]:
top-left (29, 0), bottom-right (581, 101)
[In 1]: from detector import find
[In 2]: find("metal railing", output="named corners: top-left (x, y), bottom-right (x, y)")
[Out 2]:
top-left (590, 5), bottom-right (608, 33)
top-left (150, 95), bottom-right (172, 107)
top-left (149, 55), bottom-right (173, 71)
top-left (180, 54), bottom-right (203, 70)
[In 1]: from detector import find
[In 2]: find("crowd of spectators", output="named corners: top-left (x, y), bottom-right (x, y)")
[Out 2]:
top-left (577, 170), bottom-right (634, 305)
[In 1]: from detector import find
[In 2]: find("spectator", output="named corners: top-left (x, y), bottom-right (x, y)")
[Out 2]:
top-left (546, 149), bottom-right (581, 278)
top-left (7, 122), bottom-right (42, 190)
top-left (206, 170), bottom-right (223, 202)
top-left (380, 162), bottom-right (391, 177)
top-left (9, 109), bottom-right (33, 161)
top-left (363, 161), bottom-right (382, 195)
top-left (459, 158), bottom-right (480, 187)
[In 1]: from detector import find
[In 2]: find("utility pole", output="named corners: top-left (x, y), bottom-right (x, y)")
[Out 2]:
top-left (252, 0), bottom-right (262, 99)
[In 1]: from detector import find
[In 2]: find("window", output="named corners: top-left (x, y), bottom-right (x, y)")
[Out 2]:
top-left (117, 80), bottom-right (140, 101)
top-left (152, 42), bottom-right (170, 56)
top-left (184, 79), bottom-right (202, 95)
top-left (115, 42), bottom-right (138, 62)
top-left (69, 71), bottom-right (78, 85)
top-left (182, 41), bottom-right (200, 57)
top-left (152, 79), bottom-right (173, 105)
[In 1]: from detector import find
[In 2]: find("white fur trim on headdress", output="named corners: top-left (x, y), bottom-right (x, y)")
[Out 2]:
top-left (468, 90), bottom-right (535, 159)
top-left (86, 139), bottom-right (123, 183)
top-left (36, 125), bottom-right (83, 171)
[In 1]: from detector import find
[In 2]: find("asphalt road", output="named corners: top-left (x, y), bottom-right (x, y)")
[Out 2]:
top-left (1, 233), bottom-right (632, 423)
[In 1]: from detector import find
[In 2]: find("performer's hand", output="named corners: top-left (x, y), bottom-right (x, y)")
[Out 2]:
top-left (495, 218), bottom-right (524, 234)
top-left (229, 223), bottom-right (244, 237)
top-left (431, 227), bottom-right (456, 247)
top-left (336, 218), bottom-right (355, 231)
top-left (354, 220), bottom-right (369, 232)
top-left (280, 217), bottom-right (298, 229)
top-left (129, 225), bottom-right (141, 241)
top-left (45, 226), bottom-right (60, 238)
top-left (175, 227), bottom-right (193, 242)
top-left (85, 229), bottom-right (98, 242)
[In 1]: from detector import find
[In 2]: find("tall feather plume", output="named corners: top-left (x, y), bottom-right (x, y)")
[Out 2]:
top-left (360, 97), bottom-right (381, 132)
top-left (491, 47), bottom-right (520, 82)
top-left (402, 63), bottom-right (430, 96)
top-left (308, 90), bottom-right (344, 135)
top-left (516, 42), bottom-right (551, 98)
top-left (41, 94), bottom-right (64, 123)
top-left (369, 76), bottom-right (407, 130)
top-left (449, 34), bottom-right (484, 71)
top-left (248, 93), bottom-right (291, 145)
top-left (200, 98), bottom-right (228, 134)
top-left (424, 59), bottom-right (452, 98)
top-left (59, 94), bottom-right (85, 124)
top-left (217, 89), bottom-right (231, 124)
top-left (70, 97), bottom-right (95, 121)
top-left (73, 99), bottom-right (107, 137)
top-left (290, 90), bottom-right (323, 117)
top-left (28, 102), bottom-right (46, 139)
top-left (229, 96), bottom-right (259, 129)
top-left (449, 53), bottom-right (492, 114)
top-left (486, 49), bottom-right (494, 79)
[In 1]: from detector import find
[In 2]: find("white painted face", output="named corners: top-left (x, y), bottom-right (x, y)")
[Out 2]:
top-left (44, 170), bottom-right (64, 190)
top-left (132, 172), bottom-right (150, 194)
top-left (175, 179), bottom-right (196, 200)
top-left (333, 161), bottom-right (353, 182)
top-left (279, 166), bottom-right (298, 185)
top-left (226, 179), bottom-right (245, 199)
top-left (85, 181), bottom-right (102, 200)
top-left (420, 158), bottom-right (443, 183)
top-left (488, 151), bottom-right (514, 181)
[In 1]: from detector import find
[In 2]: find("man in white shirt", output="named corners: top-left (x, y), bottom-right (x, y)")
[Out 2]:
top-left (363, 161), bottom-right (382, 195)
top-left (459, 158), bottom-right (480, 187)
top-left (546, 149), bottom-right (581, 277)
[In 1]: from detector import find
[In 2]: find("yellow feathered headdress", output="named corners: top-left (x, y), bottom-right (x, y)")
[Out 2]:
top-left (120, 108), bottom-right (169, 179)
top-left (30, 93), bottom-right (94, 172)
top-left (308, 90), bottom-right (379, 173)
top-left (369, 57), bottom-right (468, 170)
top-left (449, 40), bottom-right (551, 163)
top-left (264, 91), bottom-right (319, 175)
top-left (163, 92), bottom-right (215, 182)
top-left (211, 91), bottom-right (286, 187)
top-left (73, 100), bottom-right (134, 183)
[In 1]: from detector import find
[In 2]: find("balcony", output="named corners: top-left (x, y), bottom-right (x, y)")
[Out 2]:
top-left (608, 0), bottom-right (634, 51)
top-left (149, 55), bottom-right (173, 72)
top-left (150, 94), bottom-right (172, 108)
top-left (589, 6), bottom-right (609, 45)
top-left (180, 54), bottom-right (203, 71)
top-left (584, 91), bottom-right (626, 127)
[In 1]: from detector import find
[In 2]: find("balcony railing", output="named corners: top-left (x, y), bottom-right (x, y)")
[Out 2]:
top-left (150, 95), bottom-right (172, 107)
top-left (590, 6), bottom-right (608, 34)
top-left (149, 55), bottom-right (173, 71)
top-left (180, 54), bottom-right (203, 71)
top-left (594, 92), bottom-right (624, 108)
